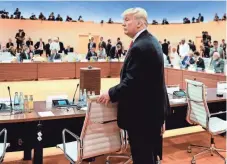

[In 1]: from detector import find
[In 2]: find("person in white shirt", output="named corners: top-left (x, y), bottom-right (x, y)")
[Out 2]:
top-left (179, 39), bottom-right (190, 59)
top-left (50, 37), bottom-right (60, 54)
top-left (170, 47), bottom-right (180, 67)
top-left (97, 46), bottom-right (106, 59)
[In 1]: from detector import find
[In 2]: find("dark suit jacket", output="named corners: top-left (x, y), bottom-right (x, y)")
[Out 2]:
top-left (162, 43), bottom-right (168, 55)
top-left (86, 51), bottom-right (97, 60)
top-left (26, 40), bottom-right (33, 47)
top-left (88, 42), bottom-right (96, 51)
top-left (196, 57), bottom-right (205, 70)
top-left (50, 53), bottom-right (61, 61)
top-left (20, 52), bottom-right (31, 61)
top-left (109, 46), bottom-right (122, 59)
top-left (106, 43), bottom-right (112, 57)
top-left (34, 41), bottom-right (45, 50)
top-left (181, 56), bottom-right (195, 68)
top-left (6, 42), bottom-right (14, 49)
top-left (98, 41), bottom-right (107, 49)
top-left (45, 43), bottom-right (51, 56)
top-left (59, 42), bottom-right (65, 53)
top-left (15, 32), bottom-right (25, 43)
top-left (109, 30), bottom-right (170, 130)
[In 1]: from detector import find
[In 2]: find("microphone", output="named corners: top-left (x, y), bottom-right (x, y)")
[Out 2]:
top-left (72, 83), bottom-right (80, 104)
top-left (7, 86), bottom-right (13, 114)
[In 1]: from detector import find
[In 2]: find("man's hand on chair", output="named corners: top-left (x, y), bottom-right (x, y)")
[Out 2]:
top-left (97, 91), bottom-right (110, 105)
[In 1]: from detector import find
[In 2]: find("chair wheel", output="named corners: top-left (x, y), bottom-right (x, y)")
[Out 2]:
top-left (191, 159), bottom-right (196, 164)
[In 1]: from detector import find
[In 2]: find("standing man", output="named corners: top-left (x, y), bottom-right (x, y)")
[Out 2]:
top-left (98, 37), bottom-right (107, 51)
top-left (15, 29), bottom-right (25, 52)
top-left (98, 7), bottom-right (170, 164)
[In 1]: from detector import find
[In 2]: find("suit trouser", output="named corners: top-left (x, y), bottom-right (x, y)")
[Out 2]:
top-left (16, 41), bottom-right (23, 50)
top-left (127, 125), bottom-right (162, 164)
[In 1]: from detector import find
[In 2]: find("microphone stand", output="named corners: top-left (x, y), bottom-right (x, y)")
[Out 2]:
top-left (72, 83), bottom-right (80, 105)
top-left (8, 86), bottom-right (13, 115)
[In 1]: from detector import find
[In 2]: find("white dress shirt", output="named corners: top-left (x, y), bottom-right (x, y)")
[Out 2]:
top-left (50, 42), bottom-right (60, 52)
top-left (132, 28), bottom-right (147, 42)
top-left (179, 43), bottom-right (190, 58)
top-left (170, 52), bottom-right (181, 67)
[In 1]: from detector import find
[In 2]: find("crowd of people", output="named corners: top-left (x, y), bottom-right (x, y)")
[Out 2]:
top-left (0, 8), bottom-right (226, 24)
top-left (161, 35), bottom-right (226, 73)
top-left (0, 29), bottom-right (128, 62)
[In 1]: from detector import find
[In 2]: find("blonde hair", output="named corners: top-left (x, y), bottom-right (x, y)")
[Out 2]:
top-left (121, 7), bottom-right (148, 26)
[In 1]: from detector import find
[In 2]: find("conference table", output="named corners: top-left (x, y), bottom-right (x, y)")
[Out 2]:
top-left (0, 62), bottom-right (226, 89)
top-left (0, 88), bottom-right (225, 163)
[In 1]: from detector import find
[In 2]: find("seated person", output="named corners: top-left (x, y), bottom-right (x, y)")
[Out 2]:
top-left (6, 38), bottom-right (14, 50)
top-left (49, 49), bottom-right (61, 62)
top-left (20, 47), bottom-right (31, 61)
top-left (9, 46), bottom-right (16, 56)
top-left (211, 52), bottom-right (225, 73)
top-left (110, 44), bottom-right (123, 59)
top-left (170, 47), bottom-right (180, 67)
top-left (86, 47), bottom-right (97, 61)
top-left (29, 45), bottom-right (35, 56)
top-left (194, 51), bottom-right (205, 70)
top-left (64, 45), bottom-right (73, 54)
top-left (181, 51), bottom-right (195, 68)
top-left (97, 46), bottom-right (106, 59)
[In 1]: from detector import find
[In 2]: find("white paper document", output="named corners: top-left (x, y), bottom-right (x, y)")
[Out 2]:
top-left (38, 111), bottom-right (55, 117)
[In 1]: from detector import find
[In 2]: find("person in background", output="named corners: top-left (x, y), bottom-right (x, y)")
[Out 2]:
top-left (170, 47), bottom-right (180, 67)
top-left (177, 41), bottom-right (181, 54)
top-left (57, 37), bottom-right (65, 53)
top-left (98, 37), bottom-right (107, 51)
top-left (209, 41), bottom-right (224, 58)
top-left (181, 51), bottom-right (195, 68)
top-left (6, 38), bottom-right (14, 50)
top-left (88, 37), bottom-right (96, 52)
top-left (29, 45), bottom-right (35, 56)
top-left (194, 51), bottom-right (205, 70)
top-left (20, 47), bottom-right (31, 61)
top-left (106, 39), bottom-right (112, 57)
top-left (97, 45), bottom-right (106, 59)
top-left (211, 52), bottom-right (225, 73)
top-left (26, 37), bottom-right (33, 47)
top-left (86, 47), bottom-right (97, 60)
top-left (45, 39), bottom-right (52, 57)
top-left (199, 45), bottom-right (205, 57)
top-left (179, 39), bottom-right (190, 59)
top-left (50, 37), bottom-right (60, 53)
top-left (49, 49), bottom-right (61, 62)
top-left (220, 39), bottom-right (226, 59)
top-left (34, 38), bottom-right (45, 55)
top-left (162, 39), bottom-right (168, 56)
top-left (117, 37), bottom-right (122, 47)
top-left (15, 29), bottom-right (25, 52)
top-left (9, 46), bottom-right (16, 56)
top-left (64, 45), bottom-right (72, 54)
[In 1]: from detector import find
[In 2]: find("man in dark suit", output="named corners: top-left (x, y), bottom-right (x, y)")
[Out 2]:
top-left (181, 52), bottom-right (195, 68)
top-left (49, 49), bottom-right (61, 62)
top-left (26, 37), bottom-right (33, 47)
top-left (86, 47), bottom-right (97, 61)
top-left (98, 37), bottom-right (107, 50)
top-left (6, 38), bottom-right (14, 49)
top-left (15, 29), bottom-right (25, 51)
top-left (88, 37), bottom-right (96, 51)
top-left (45, 39), bottom-right (52, 57)
top-left (106, 39), bottom-right (112, 57)
top-left (98, 8), bottom-right (170, 164)
top-left (194, 51), bottom-right (205, 70)
top-left (58, 37), bottom-right (65, 53)
top-left (117, 37), bottom-right (122, 47)
top-left (34, 38), bottom-right (45, 55)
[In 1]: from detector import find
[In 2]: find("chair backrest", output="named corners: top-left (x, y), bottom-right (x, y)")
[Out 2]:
top-left (79, 96), bottom-right (123, 160)
top-left (185, 79), bottom-right (210, 128)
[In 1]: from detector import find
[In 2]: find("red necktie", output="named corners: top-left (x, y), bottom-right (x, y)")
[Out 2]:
top-left (129, 41), bottom-right (133, 48)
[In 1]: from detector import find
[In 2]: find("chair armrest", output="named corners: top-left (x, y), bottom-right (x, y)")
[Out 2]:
top-left (0, 129), bottom-right (8, 159)
top-left (62, 129), bottom-right (81, 158)
top-left (210, 111), bottom-right (226, 117)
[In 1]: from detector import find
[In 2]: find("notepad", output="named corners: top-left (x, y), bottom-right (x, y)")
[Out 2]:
top-left (38, 111), bottom-right (55, 117)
